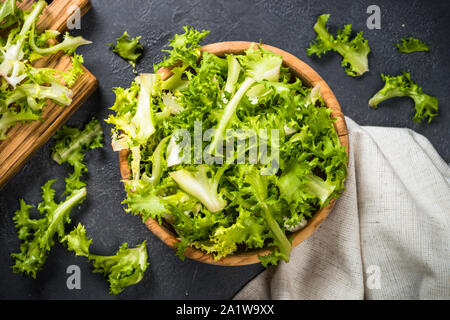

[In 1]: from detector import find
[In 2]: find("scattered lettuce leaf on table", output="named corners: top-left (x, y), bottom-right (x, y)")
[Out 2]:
top-left (52, 118), bottom-right (104, 190)
top-left (307, 14), bottom-right (371, 77)
top-left (369, 72), bottom-right (438, 123)
top-left (396, 37), bottom-right (430, 53)
top-left (63, 223), bottom-right (149, 295)
top-left (109, 31), bottom-right (143, 73)
top-left (11, 181), bottom-right (87, 278)
top-left (154, 25), bottom-right (209, 71)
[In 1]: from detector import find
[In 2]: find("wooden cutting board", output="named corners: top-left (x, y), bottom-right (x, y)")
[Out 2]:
top-left (0, 0), bottom-right (97, 188)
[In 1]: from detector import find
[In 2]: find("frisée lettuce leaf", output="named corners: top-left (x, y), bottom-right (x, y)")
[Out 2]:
top-left (307, 14), bottom-right (370, 77)
top-left (109, 31), bottom-right (143, 73)
top-left (396, 37), bottom-right (430, 53)
top-left (63, 223), bottom-right (149, 295)
top-left (369, 72), bottom-right (438, 123)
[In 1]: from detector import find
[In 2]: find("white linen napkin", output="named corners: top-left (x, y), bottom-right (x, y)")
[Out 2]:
top-left (234, 117), bottom-right (450, 300)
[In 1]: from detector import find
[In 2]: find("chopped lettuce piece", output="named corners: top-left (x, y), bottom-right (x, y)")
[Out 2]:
top-left (63, 223), bottom-right (149, 295)
top-left (154, 25), bottom-right (209, 71)
top-left (11, 181), bottom-right (87, 278)
top-left (369, 72), bottom-right (438, 123)
top-left (307, 14), bottom-right (371, 77)
top-left (396, 37), bottom-right (430, 53)
top-left (109, 31), bottom-right (143, 72)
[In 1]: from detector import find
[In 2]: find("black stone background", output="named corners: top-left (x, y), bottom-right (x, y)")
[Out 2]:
top-left (0, 0), bottom-right (448, 299)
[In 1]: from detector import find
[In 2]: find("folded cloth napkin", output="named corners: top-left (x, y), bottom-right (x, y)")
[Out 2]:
top-left (234, 117), bottom-right (450, 300)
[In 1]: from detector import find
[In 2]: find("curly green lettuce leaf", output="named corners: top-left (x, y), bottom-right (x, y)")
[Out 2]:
top-left (369, 72), bottom-right (438, 123)
top-left (63, 223), bottom-right (149, 295)
top-left (105, 81), bottom-right (139, 149)
top-left (192, 207), bottom-right (267, 259)
top-left (109, 31), bottom-right (143, 72)
top-left (223, 55), bottom-right (241, 96)
top-left (0, 0), bottom-right (23, 29)
top-left (0, 0), bottom-right (15, 20)
top-left (61, 223), bottom-right (91, 257)
top-left (0, 108), bottom-right (39, 140)
top-left (2, 1), bottom-right (89, 85)
top-left (29, 27), bottom-right (91, 56)
top-left (396, 37), bottom-right (430, 53)
top-left (123, 185), bottom-right (169, 223)
top-left (279, 161), bottom-right (335, 211)
top-left (307, 14), bottom-right (370, 77)
top-left (170, 52), bottom-right (226, 135)
top-left (154, 25), bottom-right (209, 71)
top-left (123, 179), bottom-right (198, 225)
top-left (65, 53), bottom-right (85, 87)
top-left (105, 74), bottom-right (159, 152)
top-left (145, 136), bottom-right (169, 185)
top-left (51, 118), bottom-right (104, 191)
top-left (11, 181), bottom-right (87, 278)
top-left (52, 118), bottom-right (104, 166)
top-left (1, 64), bottom-right (84, 131)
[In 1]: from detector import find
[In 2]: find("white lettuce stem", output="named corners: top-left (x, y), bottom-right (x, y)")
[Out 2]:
top-left (208, 77), bottom-right (255, 154)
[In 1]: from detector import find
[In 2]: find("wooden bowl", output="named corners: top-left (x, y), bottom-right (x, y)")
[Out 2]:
top-left (119, 41), bottom-right (349, 266)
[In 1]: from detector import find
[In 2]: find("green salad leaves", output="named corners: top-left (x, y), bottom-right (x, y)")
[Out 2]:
top-left (106, 26), bottom-right (348, 266)
top-left (11, 118), bottom-right (103, 277)
top-left (109, 31), bottom-right (143, 72)
top-left (11, 181), bottom-right (87, 278)
top-left (0, 0), bottom-right (22, 30)
top-left (52, 118), bottom-right (104, 190)
top-left (396, 37), bottom-right (430, 53)
top-left (11, 117), bottom-right (149, 294)
top-left (154, 25), bottom-right (209, 70)
top-left (63, 223), bottom-right (149, 295)
top-left (307, 14), bottom-right (371, 77)
top-left (0, 0), bottom-right (90, 140)
top-left (369, 72), bottom-right (438, 123)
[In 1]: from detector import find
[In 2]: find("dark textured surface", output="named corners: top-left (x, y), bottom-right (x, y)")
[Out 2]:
top-left (0, 0), bottom-right (448, 300)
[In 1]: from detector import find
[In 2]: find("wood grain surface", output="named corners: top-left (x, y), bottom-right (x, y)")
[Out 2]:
top-left (119, 41), bottom-right (349, 266)
top-left (0, 0), bottom-right (97, 188)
